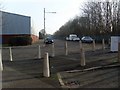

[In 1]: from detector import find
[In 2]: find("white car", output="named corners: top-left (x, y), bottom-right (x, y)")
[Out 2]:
top-left (73, 37), bottom-right (80, 41)
top-left (66, 34), bottom-right (80, 41)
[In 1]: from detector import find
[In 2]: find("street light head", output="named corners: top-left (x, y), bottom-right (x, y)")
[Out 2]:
top-left (46, 12), bottom-right (56, 13)
top-left (52, 12), bottom-right (56, 13)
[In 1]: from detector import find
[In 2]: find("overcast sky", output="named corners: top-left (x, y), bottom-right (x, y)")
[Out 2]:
top-left (1, 0), bottom-right (88, 36)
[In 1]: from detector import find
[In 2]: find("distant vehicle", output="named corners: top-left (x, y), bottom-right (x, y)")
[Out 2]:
top-left (44, 37), bottom-right (54, 44)
top-left (81, 36), bottom-right (93, 43)
top-left (66, 34), bottom-right (80, 41)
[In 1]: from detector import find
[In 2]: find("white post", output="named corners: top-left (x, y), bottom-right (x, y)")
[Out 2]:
top-left (65, 41), bottom-right (68, 55)
top-left (43, 52), bottom-right (50, 77)
top-left (51, 43), bottom-right (55, 57)
top-left (92, 39), bottom-right (95, 52)
top-left (0, 49), bottom-right (3, 71)
top-left (9, 47), bottom-right (13, 61)
top-left (118, 43), bottom-right (120, 62)
top-left (102, 39), bottom-right (105, 50)
top-left (38, 45), bottom-right (41, 59)
top-left (80, 47), bottom-right (86, 66)
top-left (79, 40), bottom-right (82, 49)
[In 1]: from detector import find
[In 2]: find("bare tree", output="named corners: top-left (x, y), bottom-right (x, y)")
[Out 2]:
top-left (54, 0), bottom-right (120, 38)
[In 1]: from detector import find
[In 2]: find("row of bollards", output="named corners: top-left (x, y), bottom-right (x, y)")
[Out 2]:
top-left (7, 45), bottom-right (43, 62)
top-left (43, 42), bottom-right (120, 77)
top-left (0, 39), bottom-right (107, 72)
top-left (7, 44), bottom-right (55, 62)
top-left (1, 40), bottom-right (120, 76)
top-left (5, 39), bottom-right (106, 62)
top-left (65, 39), bottom-right (106, 55)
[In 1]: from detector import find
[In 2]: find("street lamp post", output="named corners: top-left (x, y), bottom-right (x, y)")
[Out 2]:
top-left (43, 8), bottom-right (56, 41)
top-left (44, 8), bottom-right (46, 39)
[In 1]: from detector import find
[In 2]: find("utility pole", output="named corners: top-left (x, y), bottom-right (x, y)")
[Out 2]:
top-left (44, 8), bottom-right (46, 40)
top-left (43, 8), bottom-right (56, 41)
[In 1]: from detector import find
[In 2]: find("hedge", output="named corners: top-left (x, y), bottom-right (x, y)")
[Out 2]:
top-left (9, 36), bottom-right (32, 46)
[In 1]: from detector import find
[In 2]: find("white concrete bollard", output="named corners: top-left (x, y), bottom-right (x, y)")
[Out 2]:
top-left (0, 49), bottom-right (3, 71)
top-left (92, 40), bottom-right (96, 52)
top-left (79, 40), bottom-right (82, 49)
top-left (43, 52), bottom-right (50, 77)
top-left (65, 41), bottom-right (68, 55)
top-left (102, 39), bottom-right (105, 50)
top-left (80, 47), bottom-right (86, 66)
top-left (118, 43), bottom-right (120, 62)
top-left (38, 45), bottom-right (41, 59)
top-left (51, 43), bottom-right (55, 57)
top-left (9, 47), bottom-right (13, 61)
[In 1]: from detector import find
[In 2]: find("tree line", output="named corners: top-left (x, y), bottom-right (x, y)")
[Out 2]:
top-left (54, 0), bottom-right (120, 39)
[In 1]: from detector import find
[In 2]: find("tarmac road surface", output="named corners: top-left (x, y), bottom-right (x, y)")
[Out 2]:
top-left (2, 39), bottom-right (120, 88)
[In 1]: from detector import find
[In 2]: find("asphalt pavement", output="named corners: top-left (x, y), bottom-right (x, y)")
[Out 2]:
top-left (2, 40), bottom-right (120, 88)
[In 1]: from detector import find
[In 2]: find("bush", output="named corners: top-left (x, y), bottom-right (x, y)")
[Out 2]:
top-left (9, 36), bottom-right (32, 46)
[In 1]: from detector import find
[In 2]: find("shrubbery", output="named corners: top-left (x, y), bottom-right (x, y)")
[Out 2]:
top-left (9, 36), bottom-right (32, 46)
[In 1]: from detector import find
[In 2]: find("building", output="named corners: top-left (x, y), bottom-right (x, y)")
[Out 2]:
top-left (0, 11), bottom-right (39, 44)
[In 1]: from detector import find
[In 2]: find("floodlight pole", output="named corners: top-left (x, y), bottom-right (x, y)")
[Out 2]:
top-left (44, 8), bottom-right (46, 41)
top-left (43, 8), bottom-right (56, 41)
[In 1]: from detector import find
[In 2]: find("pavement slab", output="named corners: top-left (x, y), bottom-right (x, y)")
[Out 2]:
top-left (2, 66), bottom-right (55, 88)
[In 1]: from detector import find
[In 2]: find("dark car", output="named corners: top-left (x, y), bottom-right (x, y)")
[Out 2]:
top-left (81, 36), bottom-right (93, 43)
top-left (44, 38), bottom-right (54, 44)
